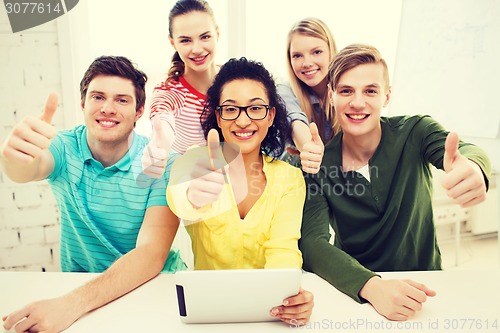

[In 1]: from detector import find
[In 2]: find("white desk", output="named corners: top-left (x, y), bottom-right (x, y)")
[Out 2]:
top-left (1, 270), bottom-right (499, 332)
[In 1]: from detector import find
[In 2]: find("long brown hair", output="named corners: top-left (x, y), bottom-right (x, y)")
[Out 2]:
top-left (166, 0), bottom-right (218, 84)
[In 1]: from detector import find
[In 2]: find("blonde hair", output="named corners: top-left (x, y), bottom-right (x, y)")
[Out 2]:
top-left (286, 17), bottom-right (340, 139)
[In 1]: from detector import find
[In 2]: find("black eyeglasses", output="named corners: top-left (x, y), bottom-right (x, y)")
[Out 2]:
top-left (217, 104), bottom-right (270, 120)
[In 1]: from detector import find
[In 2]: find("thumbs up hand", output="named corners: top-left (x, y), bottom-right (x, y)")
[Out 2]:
top-left (187, 129), bottom-right (226, 208)
top-left (141, 117), bottom-right (173, 178)
top-left (207, 128), bottom-right (222, 171)
top-left (443, 132), bottom-right (461, 173)
top-left (1, 93), bottom-right (58, 164)
top-left (299, 123), bottom-right (324, 174)
top-left (441, 132), bottom-right (487, 207)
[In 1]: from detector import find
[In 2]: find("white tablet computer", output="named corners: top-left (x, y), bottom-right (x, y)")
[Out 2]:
top-left (174, 268), bottom-right (302, 324)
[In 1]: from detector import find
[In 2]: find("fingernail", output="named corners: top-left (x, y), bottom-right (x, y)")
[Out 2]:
top-left (271, 308), bottom-right (279, 315)
top-left (283, 300), bottom-right (289, 306)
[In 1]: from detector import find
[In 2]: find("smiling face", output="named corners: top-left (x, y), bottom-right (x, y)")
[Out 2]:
top-left (216, 79), bottom-right (275, 159)
top-left (289, 33), bottom-right (331, 90)
top-left (331, 63), bottom-right (390, 141)
top-left (82, 75), bottom-right (143, 148)
top-left (169, 11), bottom-right (218, 75)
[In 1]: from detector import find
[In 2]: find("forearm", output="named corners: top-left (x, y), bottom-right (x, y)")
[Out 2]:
top-left (0, 157), bottom-right (36, 183)
top-left (291, 121), bottom-right (312, 152)
top-left (0, 150), bottom-right (52, 183)
top-left (64, 244), bottom-right (166, 317)
top-left (300, 236), bottom-right (376, 303)
top-left (277, 83), bottom-right (309, 128)
top-left (153, 114), bottom-right (176, 154)
top-left (358, 276), bottom-right (382, 301)
top-left (422, 116), bottom-right (492, 187)
top-left (299, 176), bottom-right (376, 301)
top-left (459, 144), bottom-right (492, 189)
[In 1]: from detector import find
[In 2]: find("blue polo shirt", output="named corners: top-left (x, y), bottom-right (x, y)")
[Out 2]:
top-left (47, 125), bottom-right (185, 273)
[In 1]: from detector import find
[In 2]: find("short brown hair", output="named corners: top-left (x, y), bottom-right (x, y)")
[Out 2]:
top-left (80, 56), bottom-right (147, 112)
top-left (328, 44), bottom-right (390, 92)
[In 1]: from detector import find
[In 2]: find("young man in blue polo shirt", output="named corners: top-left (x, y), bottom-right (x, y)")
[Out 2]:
top-left (300, 44), bottom-right (491, 321)
top-left (1, 56), bottom-right (185, 333)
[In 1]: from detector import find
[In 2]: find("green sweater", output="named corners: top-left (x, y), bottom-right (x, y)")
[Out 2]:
top-left (300, 115), bottom-right (491, 302)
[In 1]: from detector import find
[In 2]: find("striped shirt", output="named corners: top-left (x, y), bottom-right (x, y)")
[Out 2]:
top-left (150, 76), bottom-right (207, 154)
top-left (47, 125), bottom-right (185, 273)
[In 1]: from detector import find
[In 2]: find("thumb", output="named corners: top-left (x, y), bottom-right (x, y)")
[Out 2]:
top-left (151, 117), bottom-right (169, 150)
top-left (40, 92), bottom-right (58, 124)
top-left (310, 122), bottom-right (323, 145)
top-left (443, 132), bottom-right (460, 172)
top-left (406, 279), bottom-right (437, 297)
top-left (207, 128), bottom-right (221, 170)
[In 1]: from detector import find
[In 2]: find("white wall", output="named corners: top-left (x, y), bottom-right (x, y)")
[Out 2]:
top-left (0, 14), bottom-right (62, 271)
top-left (244, 0), bottom-right (402, 85)
top-left (390, 0), bottom-right (500, 169)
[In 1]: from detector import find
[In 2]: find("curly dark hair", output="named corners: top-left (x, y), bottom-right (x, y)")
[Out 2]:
top-left (201, 57), bottom-right (291, 158)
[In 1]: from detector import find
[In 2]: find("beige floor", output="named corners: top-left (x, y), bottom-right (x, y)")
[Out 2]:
top-left (439, 233), bottom-right (499, 270)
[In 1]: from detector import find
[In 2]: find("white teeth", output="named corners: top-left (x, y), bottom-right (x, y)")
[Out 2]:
top-left (303, 69), bottom-right (317, 75)
top-left (193, 56), bottom-right (206, 61)
top-left (348, 114), bottom-right (367, 120)
top-left (100, 121), bottom-right (116, 126)
top-left (235, 132), bottom-right (253, 137)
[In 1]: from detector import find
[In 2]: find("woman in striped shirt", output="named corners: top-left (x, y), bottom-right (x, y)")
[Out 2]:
top-left (142, 0), bottom-right (220, 178)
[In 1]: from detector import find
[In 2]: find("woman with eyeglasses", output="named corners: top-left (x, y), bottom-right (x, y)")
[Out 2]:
top-left (167, 57), bottom-right (314, 325)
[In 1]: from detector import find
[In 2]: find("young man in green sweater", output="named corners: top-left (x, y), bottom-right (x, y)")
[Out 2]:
top-left (300, 44), bottom-right (491, 321)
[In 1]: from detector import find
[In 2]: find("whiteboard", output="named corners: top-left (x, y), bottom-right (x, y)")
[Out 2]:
top-left (389, 0), bottom-right (500, 139)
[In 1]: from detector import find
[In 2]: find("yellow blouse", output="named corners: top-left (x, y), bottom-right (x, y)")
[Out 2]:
top-left (167, 154), bottom-right (305, 270)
